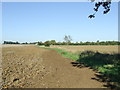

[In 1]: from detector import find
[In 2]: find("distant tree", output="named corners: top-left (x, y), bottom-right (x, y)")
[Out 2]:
top-left (64, 35), bottom-right (72, 45)
top-left (50, 40), bottom-right (56, 45)
top-left (44, 41), bottom-right (50, 47)
top-left (61, 42), bottom-right (66, 45)
top-left (97, 40), bottom-right (99, 43)
top-left (3, 41), bottom-right (20, 44)
top-left (89, 0), bottom-right (111, 18)
top-left (25, 42), bottom-right (28, 44)
top-left (75, 42), bottom-right (79, 45)
top-left (3, 41), bottom-right (7, 44)
top-left (22, 42), bottom-right (28, 44)
top-left (37, 41), bottom-right (44, 45)
top-left (29, 42), bottom-right (37, 44)
top-left (16, 41), bottom-right (20, 44)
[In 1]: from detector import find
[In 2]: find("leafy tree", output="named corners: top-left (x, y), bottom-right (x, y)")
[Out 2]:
top-left (49, 40), bottom-right (56, 45)
top-left (89, 0), bottom-right (111, 18)
top-left (37, 41), bottom-right (44, 45)
top-left (44, 41), bottom-right (50, 47)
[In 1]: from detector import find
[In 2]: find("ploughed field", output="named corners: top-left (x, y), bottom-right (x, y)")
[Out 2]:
top-left (2, 45), bottom-right (118, 88)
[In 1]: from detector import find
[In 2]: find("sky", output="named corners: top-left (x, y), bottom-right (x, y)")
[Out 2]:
top-left (2, 2), bottom-right (118, 43)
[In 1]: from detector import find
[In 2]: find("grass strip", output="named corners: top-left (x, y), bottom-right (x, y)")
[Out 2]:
top-left (39, 46), bottom-right (79, 60)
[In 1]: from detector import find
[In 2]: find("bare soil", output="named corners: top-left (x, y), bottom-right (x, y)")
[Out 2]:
top-left (2, 46), bottom-right (106, 88)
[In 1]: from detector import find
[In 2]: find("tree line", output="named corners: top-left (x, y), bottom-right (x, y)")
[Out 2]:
top-left (3, 41), bottom-right (20, 44)
top-left (3, 40), bottom-right (120, 46)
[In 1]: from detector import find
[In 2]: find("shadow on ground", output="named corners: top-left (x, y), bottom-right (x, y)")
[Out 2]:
top-left (71, 50), bottom-right (120, 89)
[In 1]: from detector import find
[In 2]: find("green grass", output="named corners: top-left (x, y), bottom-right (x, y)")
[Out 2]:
top-left (39, 46), bottom-right (79, 60)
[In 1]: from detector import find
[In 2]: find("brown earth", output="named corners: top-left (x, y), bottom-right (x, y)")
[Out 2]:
top-left (2, 45), bottom-right (106, 88)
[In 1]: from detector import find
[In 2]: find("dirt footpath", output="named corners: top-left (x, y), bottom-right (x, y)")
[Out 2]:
top-left (2, 46), bottom-right (106, 88)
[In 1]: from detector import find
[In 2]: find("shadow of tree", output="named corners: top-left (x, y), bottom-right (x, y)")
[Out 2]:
top-left (71, 50), bottom-right (120, 89)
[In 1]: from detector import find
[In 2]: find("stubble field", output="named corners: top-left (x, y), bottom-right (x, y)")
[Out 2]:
top-left (51, 45), bottom-right (119, 54)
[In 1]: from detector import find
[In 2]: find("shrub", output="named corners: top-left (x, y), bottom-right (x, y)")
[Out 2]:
top-left (44, 43), bottom-right (50, 47)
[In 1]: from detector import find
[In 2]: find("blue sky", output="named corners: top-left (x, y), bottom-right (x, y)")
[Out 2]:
top-left (2, 2), bottom-right (118, 43)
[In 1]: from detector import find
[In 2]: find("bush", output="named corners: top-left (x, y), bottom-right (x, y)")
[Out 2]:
top-left (44, 43), bottom-right (50, 47)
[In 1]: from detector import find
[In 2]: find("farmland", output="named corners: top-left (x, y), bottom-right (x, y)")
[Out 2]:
top-left (50, 45), bottom-right (120, 88)
top-left (1, 45), bottom-right (120, 88)
top-left (51, 45), bottom-right (119, 54)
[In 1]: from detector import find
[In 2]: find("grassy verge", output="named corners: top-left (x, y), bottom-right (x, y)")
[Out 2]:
top-left (39, 46), bottom-right (120, 88)
top-left (39, 46), bottom-right (79, 60)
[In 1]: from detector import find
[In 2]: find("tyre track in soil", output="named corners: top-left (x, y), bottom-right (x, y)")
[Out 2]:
top-left (2, 46), bottom-right (106, 88)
